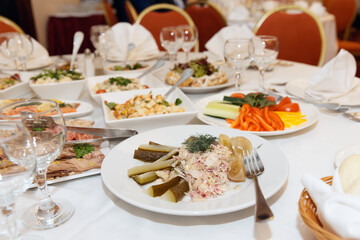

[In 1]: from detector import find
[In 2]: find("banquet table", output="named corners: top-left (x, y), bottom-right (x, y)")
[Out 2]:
top-left (2, 53), bottom-right (360, 240)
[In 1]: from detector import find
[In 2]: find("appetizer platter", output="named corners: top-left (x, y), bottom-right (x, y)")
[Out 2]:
top-left (101, 125), bottom-right (289, 216)
top-left (0, 99), bottom-right (93, 119)
top-left (196, 91), bottom-right (319, 136)
top-left (87, 73), bottom-right (165, 103)
top-left (0, 72), bottom-right (32, 99)
top-left (104, 61), bottom-right (155, 75)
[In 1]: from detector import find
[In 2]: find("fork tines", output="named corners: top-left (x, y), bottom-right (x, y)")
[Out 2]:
top-left (244, 148), bottom-right (265, 177)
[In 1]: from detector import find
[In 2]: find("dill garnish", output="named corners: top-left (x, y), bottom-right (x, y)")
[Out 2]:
top-left (183, 134), bottom-right (218, 153)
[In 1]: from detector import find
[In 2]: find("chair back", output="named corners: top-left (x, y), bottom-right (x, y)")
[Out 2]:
top-left (322, 0), bottom-right (357, 40)
top-left (185, 1), bottom-right (227, 52)
top-left (124, 0), bottom-right (138, 24)
top-left (102, 1), bottom-right (118, 26)
top-left (254, 5), bottom-right (326, 66)
top-left (136, 3), bottom-right (198, 51)
top-left (0, 16), bottom-right (24, 33)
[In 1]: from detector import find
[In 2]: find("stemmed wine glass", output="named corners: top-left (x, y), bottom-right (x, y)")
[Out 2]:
top-left (0, 121), bottom-right (37, 239)
top-left (0, 32), bottom-right (19, 69)
top-left (224, 38), bottom-right (253, 91)
top-left (6, 34), bottom-right (34, 71)
top-left (90, 25), bottom-right (113, 62)
top-left (252, 35), bottom-right (279, 92)
top-left (177, 25), bottom-right (198, 62)
top-left (160, 26), bottom-right (183, 63)
top-left (0, 99), bottom-right (72, 230)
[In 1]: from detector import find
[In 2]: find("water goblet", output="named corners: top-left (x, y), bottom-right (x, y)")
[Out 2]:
top-left (6, 34), bottom-right (33, 71)
top-left (178, 25), bottom-right (198, 62)
top-left (224, 38), bottom-right (253, 91)
top-left (160, 26), bottom-right (183, 63)
top-left (0, 99), bottom-right (72, 230)
top-left (252, 35), bottom-right (279, 92)
top-left (90, 25), bottom-right (113, 62)
top-left (0, 32), bottom-right (20, 69)
top-left (0, 121), bottom-right (37, 239)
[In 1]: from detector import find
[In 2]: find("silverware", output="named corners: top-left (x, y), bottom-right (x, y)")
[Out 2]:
top-left (244, 148), bottom-right (274, 222)
top-left (342, 111), bottom-right (360, 122)
top-left (66, 126), bottom-right (138, 138)
top-left (137, 59), bottom-right (165, 79)
top-left (124, 42), bottom-right (135, 64)
top-left (70, 31), bottom-right (84, 70)
top-left (163, 68), bottom-right (193, 98)
top-left (93, 50), bottom-right (104, 76)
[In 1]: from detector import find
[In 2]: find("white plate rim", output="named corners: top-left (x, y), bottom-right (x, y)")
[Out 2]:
top-left (195, 91), bottom-right (319, 136)
top-left (57, 99), bottom-right (93, 118)
top-left (101, 125), bottom-right (289, 216)
top-left (178, 79), bottom-right (235, 93)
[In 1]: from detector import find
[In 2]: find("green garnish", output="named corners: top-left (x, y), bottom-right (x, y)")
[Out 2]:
top-left (31, 127), bottom-right (45, 132)
top-left (162, 100), bottom-right (169, 107)
top-left (172, 57), bottom-right (218, 78)
top-left (73, 143), bottom-right (95, 159)
top-left (175, 98), bottom-right (182, 106)
top-left (112, 63), bottom-right (144, 71)
top-left (223, 93), bottom-right (276, 108)
top-left (31, 69), bottom-right (84, 81)
top-left (13, 102), bottom-right (42, 109)
top-left (109, 77), bottom-right (132, 86)
top-left (183, 134), bottom-right (218, 153)
top-left (105, 101), bottom-right (117, 110)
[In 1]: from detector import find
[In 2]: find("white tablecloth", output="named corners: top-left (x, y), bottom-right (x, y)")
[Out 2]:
top-left (2, 54), bottom-right (359, 240)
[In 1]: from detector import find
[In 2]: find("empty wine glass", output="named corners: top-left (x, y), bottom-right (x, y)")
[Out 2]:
top-left (0, 121), bottom-right (37, 239)
top-left (252, 35), bottom-right (279, 92)
top-left (160, 26), bottom-right (183, 63)
top-left (0, 99), bottom-right (72, 230)
top-left (90, 25), bottom-right (113, 62)
top-left (6, 34), bottom-right (33, 71)
top-left (224, 38), bottom-right (253, 91)
top-left (178, 25), bottom-right (198, 62)
top-left (0, 32), bottom-right (19, 69)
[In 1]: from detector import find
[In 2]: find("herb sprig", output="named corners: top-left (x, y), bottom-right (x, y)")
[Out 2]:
top-left (223, 93), bottom-right (276, 108)
top-left (73, 143), bottom-right (95, 159)
top-left (183, 134), bottom-right (218, 153)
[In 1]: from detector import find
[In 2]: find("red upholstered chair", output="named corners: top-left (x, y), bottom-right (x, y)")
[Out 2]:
top-left (135, 3), bottom-right (198, 51)
top-left (254, 5), bottom-right (326, 66)
top-left (124, 0), bottom-right (138, 24)
top-left (102, 0), bottom-right (119, 26)
top-left (0, 15), bottom-right (24, 33)
top-left (323, 0), bottom-right (360, 55)
top-left (185, 1), bottom-right (227, 52)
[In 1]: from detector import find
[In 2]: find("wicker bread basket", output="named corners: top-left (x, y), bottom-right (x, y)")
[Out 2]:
top-left (298, 176), bottom-right (344, 240)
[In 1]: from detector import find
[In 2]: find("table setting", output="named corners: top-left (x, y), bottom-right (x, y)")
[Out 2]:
top-left (0, 22), bottom-right (360, 240)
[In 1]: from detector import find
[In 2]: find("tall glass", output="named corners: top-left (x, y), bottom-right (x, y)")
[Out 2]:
top-left (160, 26), bottom-right (183, 63)
top-left (224, 38), bottom-right (253, 91)
top-left (90, 25), bottom-right (113, 62)
top-left (0, 121), bottom-right (37, 239)
top-left (252, 35), bottom-right (279, 92)
top-left (178, 25), bottom-right (198, 62)
top-left (0, 32), bottom-right (19, 70)
top-left (6, 34), bottom-right (33, 71)
top-left (0, 99), bottom-right (72, 230)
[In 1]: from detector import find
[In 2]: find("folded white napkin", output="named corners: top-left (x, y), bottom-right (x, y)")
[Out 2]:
top-left (228, 5), bottom-right (250, 22)
top-left (309, 2), bottom-right (327, 16)
top-left (0, 37), bottom-right (50, 70)
top-left (301, 173), bottom-right (360, 239)
top-left (294, 0), bottom-right (309, 8)
top-left (107, 22), bottom-right (160, 61)
top-left (205, 25), bottom-right (254, 60)
top-left (263, 1), bottom-right (280, 12)
top-left (304, 49), bottom-right (359, 102)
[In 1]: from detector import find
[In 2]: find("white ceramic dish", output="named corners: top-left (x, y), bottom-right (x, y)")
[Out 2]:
top-left (195, 91), bottom-right (319, 136)
top-left (107, 53), bottom-right (162, 62)
top-left (0, 72), bottom-right (32, 99)
top-left (59, 99), bottom-right (93, 118)
top-left (101, 125), bottom-right (289, 216)
top-left (87, 73), bottom-right (165, 104)
top-left (104, 60), bottom-right (155, 75)
top-left (30, 79), bottom-right (86, 100)
top-left (335, 144), bottom-right (360, 168)
top-left (101, 87), bottom-right (197, 131)
top-left (286, 78), bottom-right (360, 106)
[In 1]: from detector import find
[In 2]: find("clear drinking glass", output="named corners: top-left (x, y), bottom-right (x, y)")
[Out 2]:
top-left (0, 32), bottom-right (19, 69)
top-left (6, 34), bottom-right (33, 71)
top-left (90, 25), bottom-right (113, 62)
top-left (0, 121), bottom-right (37, 239)
top-left (178, 25), bottom-right (198, 62)
top-left (0, 99), bottom-right (72, 230)
top-left (252, 35), bottom-right (279, 92)
top-left (160, 26), bottom-right (183, 63)
top-left (224, 38), bottom-right (253, 91)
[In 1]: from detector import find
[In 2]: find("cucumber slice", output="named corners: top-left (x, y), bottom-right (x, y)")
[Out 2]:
top-left (203, 101), bottom-right (240, 120)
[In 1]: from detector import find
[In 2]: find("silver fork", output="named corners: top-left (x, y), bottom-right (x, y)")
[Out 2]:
top-left (244, 148), bottom-right (274, 222)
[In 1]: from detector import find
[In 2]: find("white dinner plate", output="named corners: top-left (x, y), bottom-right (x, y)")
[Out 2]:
top-left (178, 77), bottom-right (235, 94)
top-left (195, 91), bottom-right (319, 136)
top-left (286, 78), bottom-right (360, 106)
top-left (101, 125), bottom-right (289, 216)
top-left (60, 99), bottom-right (93, 118)
top-left (107, 53), bottom-right (162, 62)
top-left (104, 60), bottom-right (156, 75)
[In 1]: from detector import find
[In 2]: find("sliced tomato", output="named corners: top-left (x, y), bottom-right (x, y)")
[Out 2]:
top-left (277, 96), bottom-right (292, 107)
top-left (230, 93), bottom-right (245, 98)
top-left (275, 103), bottom-right (300, 112)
